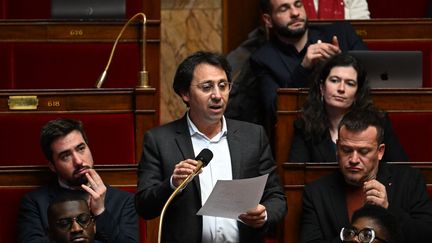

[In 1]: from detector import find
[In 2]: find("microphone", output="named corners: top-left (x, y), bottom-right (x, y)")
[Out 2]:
top-left (157, 148), bottom-right (213, 243)
top-left (95, 12), bottom-right (150, 88)
top-left (178, 148), bottom-right (213, 190)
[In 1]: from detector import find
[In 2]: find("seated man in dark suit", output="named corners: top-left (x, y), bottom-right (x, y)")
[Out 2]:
top-left (300, 108), bottom-right (432, 243)
top-left (47, 193), bottom-right (96, 243)
top-left (17, 118), bottom-right (138, 243)
top-left (230, 0), bottom-right (368, 132)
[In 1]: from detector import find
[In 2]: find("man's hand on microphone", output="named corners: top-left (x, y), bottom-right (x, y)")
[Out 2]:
top-left (238, 204), bottom-right (267, 228)
top-left (172, 159), bottom-right (199, 188)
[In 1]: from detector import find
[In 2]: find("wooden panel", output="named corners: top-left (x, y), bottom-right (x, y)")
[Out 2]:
top-left (276, 88), bottom-right (432, 165)
top-left (222, 0), bottom-right (260, 54)
top-left (0, 20), bottom-right (160, 42)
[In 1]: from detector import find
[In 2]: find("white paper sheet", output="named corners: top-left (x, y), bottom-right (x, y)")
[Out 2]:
top-left (196, 174), bottom-right (268, 219)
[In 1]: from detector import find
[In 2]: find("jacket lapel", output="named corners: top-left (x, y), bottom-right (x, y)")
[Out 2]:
top-left (226, 120), bottom-right (242, 179)
top-left (330, 173), bottom-right (350, 227)
top-left (173, 115), bottom-right (201, 192)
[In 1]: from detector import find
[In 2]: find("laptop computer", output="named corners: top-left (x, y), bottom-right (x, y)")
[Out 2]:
top-left (348, 50), bottom-right (423, 88)
top-left (51, 0), bottom-right (126, 19)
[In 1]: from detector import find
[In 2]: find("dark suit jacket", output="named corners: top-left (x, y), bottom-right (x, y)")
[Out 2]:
top-left (301, 162), bottom-right (432, 243)
top-left (250, 21), bottom-right (368, 126)
top-left (288, 113), bottom-right (409, 162)
top-left (135, 116), bottom-right (287, 243)
top-left (17, 183), bottom-right (139, 243)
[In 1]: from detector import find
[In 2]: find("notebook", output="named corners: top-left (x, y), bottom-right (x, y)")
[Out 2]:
top-left (51, 0), bottom-right (126, 19)
top-left (348, 50), bottom-right (423, 88)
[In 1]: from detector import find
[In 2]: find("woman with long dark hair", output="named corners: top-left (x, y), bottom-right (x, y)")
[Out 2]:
top-left (288, 53), bottom-right (408, 162)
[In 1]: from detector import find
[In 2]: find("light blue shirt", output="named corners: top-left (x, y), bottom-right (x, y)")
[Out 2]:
top-left (187, 114), bottom-right (239, 243)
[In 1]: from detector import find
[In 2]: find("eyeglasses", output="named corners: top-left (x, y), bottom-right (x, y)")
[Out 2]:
top-left (192, 80), bottom-right (232, 94)
top-left (340, 227), bottom-right (388, 243)
top-left (55, 213), bottom-right (94, 230)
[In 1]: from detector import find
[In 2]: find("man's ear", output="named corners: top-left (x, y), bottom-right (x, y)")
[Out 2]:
top-left (377, 144), bottom-right (386, 161)
top-left (48, 162), bottom-right (56, 173)
top-left (180, 91), bottom-right (190, 104)
top-left (262, 14), bottom-right (273, 28)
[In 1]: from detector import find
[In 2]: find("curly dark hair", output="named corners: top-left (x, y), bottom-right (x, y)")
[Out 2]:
top-left (301, 53), bottom-right (373, 143)
top-left (351, 204), bottom-right (401, 243)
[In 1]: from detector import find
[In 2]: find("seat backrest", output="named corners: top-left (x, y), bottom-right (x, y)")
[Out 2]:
top-left (368, 0), bottom-right (430, 18)
top-left (388, 112), bottom-right (432, 162)
top-left (0, 113), bottom-right (135, 165)
top-left (0, 187), bottom-right (34, 243)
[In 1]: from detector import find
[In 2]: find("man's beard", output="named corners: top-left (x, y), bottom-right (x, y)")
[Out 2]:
top-left (68, 174), bottom-right (89, 187)
top-left (274, 18), bottom-right (309, 39)
top-left (68, 166), bottom-right (91, 187)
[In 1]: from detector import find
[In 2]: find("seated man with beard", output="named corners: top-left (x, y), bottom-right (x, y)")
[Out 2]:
top-left (249, 0), bottom-right (367, 131)
top-left (17, 118), bottom-right (138, 243)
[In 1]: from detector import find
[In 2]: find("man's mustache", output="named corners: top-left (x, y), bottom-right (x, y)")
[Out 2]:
top-left (73, 166), bottom-right (92, 175)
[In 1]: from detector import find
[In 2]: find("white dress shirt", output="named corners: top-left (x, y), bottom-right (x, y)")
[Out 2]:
top-left (187, 114), bottom-right (239, 243)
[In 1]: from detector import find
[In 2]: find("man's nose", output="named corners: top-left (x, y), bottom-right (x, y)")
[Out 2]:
top-left (211, 86), bottom-right (223, 98)
top-left (72, 152), bottom-right (84, 166)
top-left (70, 220), bottom-right (83, 233)
top-left (290, 7), bottom-right (300, 17)
top-left (350, 151), bottom-right (360, 163)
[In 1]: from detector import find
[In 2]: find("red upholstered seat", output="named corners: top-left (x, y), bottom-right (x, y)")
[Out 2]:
top-left (1, 43), bottom-right (140, 89)
top-left (0, 187), bottom-right (34, 243)
top-left (388, 112), bottom-right (432, 162)
top-left (0, 113), bottom-right (136, 165)
top-left (368, 0), bottom-right (429, 18)
top-left (367, 41), bottom-right (432, 87)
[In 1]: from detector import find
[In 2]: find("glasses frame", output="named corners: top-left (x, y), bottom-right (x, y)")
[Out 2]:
top-left (340, 227), bottom-right (389, 243)
top-left (55, 213), bottom-right (94, 230)
top-left (191, 80), bottom-right (232, 94)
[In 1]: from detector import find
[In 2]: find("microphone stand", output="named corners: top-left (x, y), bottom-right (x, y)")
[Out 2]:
top-left (95, 12), bottom-right (150, 88)
top-left (157, 164), bottom-right (203, 243)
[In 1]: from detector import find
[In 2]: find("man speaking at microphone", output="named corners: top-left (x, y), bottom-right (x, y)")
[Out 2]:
top-left (135, 51), bottom-right (287, 243)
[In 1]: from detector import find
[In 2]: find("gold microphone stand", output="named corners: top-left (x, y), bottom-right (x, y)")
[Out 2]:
top-left (157, 163), bottom-right (204, 243)
top-left (95, 12), bottom-right (150, 88)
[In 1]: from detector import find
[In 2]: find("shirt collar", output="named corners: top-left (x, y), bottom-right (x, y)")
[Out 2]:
top-left (186, 112), bottom-right (228, 139)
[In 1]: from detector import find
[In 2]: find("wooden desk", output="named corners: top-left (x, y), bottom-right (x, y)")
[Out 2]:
top-left (348, 19), bottom-right (432, 41)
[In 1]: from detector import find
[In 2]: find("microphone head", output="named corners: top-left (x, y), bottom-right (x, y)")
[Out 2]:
top-left (196, 148), bottom-right (213, 167)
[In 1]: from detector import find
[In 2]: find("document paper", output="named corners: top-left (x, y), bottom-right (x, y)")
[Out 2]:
top-left (196, 174), bottom-right (268, 219)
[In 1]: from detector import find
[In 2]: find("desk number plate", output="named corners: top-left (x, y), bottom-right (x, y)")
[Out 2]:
top-left (8, 96), bottom-right (39, 110)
